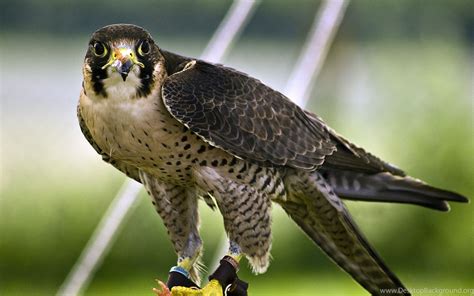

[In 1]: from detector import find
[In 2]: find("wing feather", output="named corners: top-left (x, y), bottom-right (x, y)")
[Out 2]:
top-left (161, 60), bottom-right (336, 170)
top-left (281, 170), bottom-right (410, 295)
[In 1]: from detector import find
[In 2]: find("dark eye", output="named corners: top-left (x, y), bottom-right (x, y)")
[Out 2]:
top-left (92, 41), bottom-right (107, 58)
top-left (138, 40), bottom-right (150, 56)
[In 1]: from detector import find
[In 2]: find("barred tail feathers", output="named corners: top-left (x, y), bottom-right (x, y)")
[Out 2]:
top-left (320, 169), bottom-right (468, 211)
top-left (280, 170), bottom-right (410, 296)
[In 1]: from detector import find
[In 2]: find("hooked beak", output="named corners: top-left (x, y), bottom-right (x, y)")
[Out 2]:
top-left (113, 47), bottom-right (134, 81)
top-left (116, 59), bottom-right (133, 81)
top-left (102, 46), bottom-right (144, 81)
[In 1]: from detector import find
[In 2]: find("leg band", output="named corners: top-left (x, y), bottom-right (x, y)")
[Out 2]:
top-left (209, 256), bottom-right (248, 296)
top-left (166, 266), bottom-right (200, 289)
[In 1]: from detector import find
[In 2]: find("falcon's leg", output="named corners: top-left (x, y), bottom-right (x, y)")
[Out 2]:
top-left (207, 241), bottom-right (249, 295)
top-left (195, 164), bottom-right (274, 273)
top-left (168, 230), bottom-right (203, 289)
top-left (139, 172), bottom-right (203, 287)
top-left (227, 240), bottom-right (243, 263)
top-left (193, 164), bottom-right (275, 295)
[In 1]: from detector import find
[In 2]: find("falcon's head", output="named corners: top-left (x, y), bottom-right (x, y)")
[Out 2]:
top-left (83, 24), bottom-right (166, 99)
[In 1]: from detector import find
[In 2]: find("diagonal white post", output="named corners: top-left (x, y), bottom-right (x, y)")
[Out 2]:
top-left (207, 0), bottom-right (349, 275)
top-left (285, 0), bottom-right (348, 107)
top-left (201, 0), bottom-right (257, 63)
top-left (57, 180), bottom-right (142, 296)
top-left (57, 1), bottom-right (259, 295)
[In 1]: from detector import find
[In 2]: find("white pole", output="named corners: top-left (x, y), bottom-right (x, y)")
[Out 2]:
top-left (285, 0), bottom-right (349, 107)
top-left (207, 0), bottom-right (349, 276)
top-left (57, 1), bottom-right (259, 295)
top-left (57, 180), bottom-right (142, 296)
top-left (201, 0), bottom-right (258, 63)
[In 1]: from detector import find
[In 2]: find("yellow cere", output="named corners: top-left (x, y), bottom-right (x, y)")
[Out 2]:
top-left (101, 46), bottom-right (145, 70)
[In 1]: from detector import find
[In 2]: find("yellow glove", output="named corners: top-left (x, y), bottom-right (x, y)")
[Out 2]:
top-left (154, 279), bottom-right (223, 296)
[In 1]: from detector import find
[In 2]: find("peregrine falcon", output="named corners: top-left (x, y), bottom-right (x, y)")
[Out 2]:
top-left (78, 24), bottom-right (468, 296)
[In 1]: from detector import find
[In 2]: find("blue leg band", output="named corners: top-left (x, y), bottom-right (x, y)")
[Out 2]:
top-left (169, 265), bottom-right (190, 279)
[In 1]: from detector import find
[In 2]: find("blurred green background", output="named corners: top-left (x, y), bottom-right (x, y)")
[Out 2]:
top-left (1, 0), bottom-right (473, 295)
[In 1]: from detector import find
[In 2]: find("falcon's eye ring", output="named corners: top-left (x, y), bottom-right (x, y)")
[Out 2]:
top-left (138, 40), bottom-right (150, 56)
top-left (92, 42), bottom-right (108, 58)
